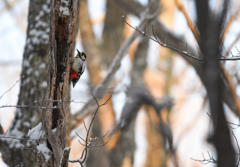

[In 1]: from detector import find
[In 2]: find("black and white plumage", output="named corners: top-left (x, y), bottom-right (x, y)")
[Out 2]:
top-left (69, 49), bottom-right (86, 88)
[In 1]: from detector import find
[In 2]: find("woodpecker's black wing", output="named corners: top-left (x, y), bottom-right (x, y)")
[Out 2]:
top-left (72, 79), bottom-right (78, 88)
top-left (78, 63), bottom-right (85, 79)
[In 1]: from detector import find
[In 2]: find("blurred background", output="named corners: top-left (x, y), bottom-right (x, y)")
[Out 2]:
top-left (0, 0), bottom-right (240, 166)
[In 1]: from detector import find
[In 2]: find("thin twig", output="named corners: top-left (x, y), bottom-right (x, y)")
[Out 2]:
top-left (0, 77), bottom-right (23, 100)
top-left (174, 0), bottom-right (200, 43)
top-left (232, 130), bottom-right (240, 167)
top-left (0, 98), bottom-right (87, 110)
top-left (75, 132), bottom-right (86, 143)
top-left (206, 111), bottom-right (240, 129)
top-left (69, 94), bottom-right (112, 166)
top-left (83, 121), bottom-right (88, 132)
top-left (191, 151), bottom-right (217, 164)
top-left (221, 10), bottom-right (240, 44)
top-left (224, 32), bottom-right (240, 57)
top-left (0, 135), bottom-right (45, 141)
top-left (123, 16), bottom-right (240, 61)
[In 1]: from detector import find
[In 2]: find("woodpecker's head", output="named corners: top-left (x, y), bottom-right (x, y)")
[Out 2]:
top-left (76, 49), bottom-right (86, 61)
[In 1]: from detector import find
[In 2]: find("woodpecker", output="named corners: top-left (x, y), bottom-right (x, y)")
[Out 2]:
top-left (69, 49), bottom-right (86, 88)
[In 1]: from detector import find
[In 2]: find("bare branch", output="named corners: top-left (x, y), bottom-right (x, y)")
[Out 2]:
top-left (123, 17), bottom-right (203, 61)
top-left (235, 46), bottom-right (240, 53)
top-left (232, 131), bottom-right (240, 156)
top-left (191, 151), bottom-right (217, 164)
top-left (0, 77), bottom-right (23, 100)
top-left (78, 139), bottom-right (86, 147)
top-left (0, 104), bottom-right (56, 110)
top-left (0, 99), bottom-right (87, 110)
top-left (83, 121), bottom-right (88, 132)
top-left (221, 10), bottom-right (240, 44)
top-left (174, 0), bottom-right (200, 43)
top-left (206, 111), bottom-right (240, 129)
top-left (219, 65), bottom-right (240, 117)
top-left (123, 17), bottom-right (240, 61)
top-left (224, 33), bottom-right (240, 57)
top-left (75, 132), bottom-right (87, 143)
top-left (152, 25), bottom-right (161, 44)
top-left (100, 95), bottom-right (112, 106)
top-left (69, 95), bottom-right (111, 166)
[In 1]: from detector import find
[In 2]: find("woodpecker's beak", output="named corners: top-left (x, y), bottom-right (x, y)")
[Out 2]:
top-left (76, 49), bottom-right (81, 55)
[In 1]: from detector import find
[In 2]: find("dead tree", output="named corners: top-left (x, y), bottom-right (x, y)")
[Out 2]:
top-left (36, 0), bottom-right (79, 166)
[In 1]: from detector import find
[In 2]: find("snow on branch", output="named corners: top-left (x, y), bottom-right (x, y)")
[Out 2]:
top-left (0, 122), bottom-right (46, 142)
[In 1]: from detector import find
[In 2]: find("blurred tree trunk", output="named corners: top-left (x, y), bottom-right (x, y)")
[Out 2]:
top-left (37, 0), bottom-right (79, 166)
top-left (100, 0), bottom-right (124, 68)
top-left (114, 0), bottom-right (240, 118)
top-left (108, 35), bottom-right (149, 166)
top-left (145, 1), bottom-right (176, 166)
top-left (82, 0), bottom-right (125, 166)
top-left (78, 1), bottom-right (109, 167)
top-left (196, 1), bottom-right (235, 166)
top-left (79, 0), bottom-right (102, 86)
top-left (0, 0), bottom-right (50, 166)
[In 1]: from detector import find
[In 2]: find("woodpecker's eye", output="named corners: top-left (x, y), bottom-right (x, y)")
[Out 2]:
top-left (81, 52), bottom-right (87, 60)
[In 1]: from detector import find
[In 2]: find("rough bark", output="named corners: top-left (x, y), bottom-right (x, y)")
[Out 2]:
top-left (0, 0), bottom-right (50, 166)
top-left (37, 0), bottom-right (79, 166)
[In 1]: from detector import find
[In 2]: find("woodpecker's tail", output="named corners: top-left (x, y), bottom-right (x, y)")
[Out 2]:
top-left (71, 79), bottom-right (77, 88)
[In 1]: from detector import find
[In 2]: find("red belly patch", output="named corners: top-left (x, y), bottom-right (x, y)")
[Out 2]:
top-left (69, 72), bottom-right (78, 80)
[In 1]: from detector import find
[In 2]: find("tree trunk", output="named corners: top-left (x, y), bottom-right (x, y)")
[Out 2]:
top-left (37, 0), bottom-right (79, 166)
top-left (100, 0), bottom-right (124, 68)
top-left (196, 1), bottom-right (235, 166)
top-left (80, 0), bottom-right (125, 166)
top-left (79, 0), bottom-right (102, 85)
top-left (0, 0), bottom-right (50, 166)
